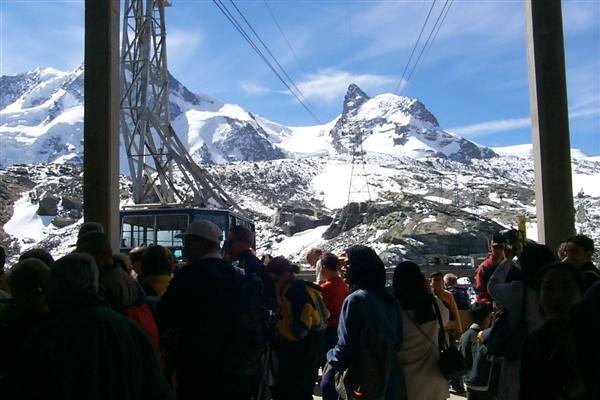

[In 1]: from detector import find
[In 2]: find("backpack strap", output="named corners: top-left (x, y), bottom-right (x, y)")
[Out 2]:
top-left (404, 309), bottom-right (438, 350)
top-left (432, 297), bottom-right (449, 351)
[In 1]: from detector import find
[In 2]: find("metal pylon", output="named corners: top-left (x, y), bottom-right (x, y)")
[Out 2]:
top-left (346, 125), bottom-right (372, 204)
top-left (120, 0), bottom-right (243, 213)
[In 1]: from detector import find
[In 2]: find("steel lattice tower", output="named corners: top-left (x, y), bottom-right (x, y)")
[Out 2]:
top-left (346, 123), bottom-right (372, 204)
top-left (120, 0), bottom-right (243, 212)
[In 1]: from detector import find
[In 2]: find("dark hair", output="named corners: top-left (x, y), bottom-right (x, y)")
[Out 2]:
top-left (0, 245), bottom-right (6, 271)
top-left (75, 231), bottom-right (112, 257)
top-left (320, 252), bottom-right (340, 271)
top-left (535, 261), bottom-right (585, 293)
top-left (229, 225), bottom-right (255, 245)
top-left (346, 245), bottom-right (394, 303)
top-left (50, 253), bottom-right (99, 294)
top-left (470, 301), bottom-right (492, 325)
top-left (129, 247), bottom-right (145, 264)
top-left (519, 242), bottom-right (557, 288)
top-left (78, 221), bottom-right (104, 238)
top-left (306, 248), bottom-right (323, 258)
top-left (430, 271), bottom-right (443, 278)
top-left (140, 245), bottom-right (172, 276)
top-left (19, 248), bottom-right (55, 267)
top-left (8, 258), bottom-right (49, 301)
top-left (566, 234), bottom-right (595, 254)
top-left (260, 254), bottom-right (272, 265)
top-left (265, 256), bottom-right (294, 276)
top-left (393, 261), bottom-right (436, 324)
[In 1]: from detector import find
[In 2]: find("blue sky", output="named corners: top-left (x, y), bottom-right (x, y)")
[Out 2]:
top-left (1, 0), bottom-right (598, 154)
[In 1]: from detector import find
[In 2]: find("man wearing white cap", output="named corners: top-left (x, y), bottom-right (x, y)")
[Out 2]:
top-left (159, 220), bottom-right (255, 400)
top-left (177, 220), bottom-right (224, 263)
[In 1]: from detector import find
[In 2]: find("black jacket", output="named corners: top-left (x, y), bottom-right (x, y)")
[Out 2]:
top-left (158, 257), bottom-right (263, 400)
top-left (581, 262), bottom-right (600, 293)
top-left (3, 294), bottom-right (172, 400)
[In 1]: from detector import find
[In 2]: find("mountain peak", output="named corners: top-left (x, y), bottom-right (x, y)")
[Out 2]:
top-left (404, 98), bottom-right (440, 127)
top-left (343, 84), bottom-right (370, 116)
top-left (346, 83), bottom-right (367, 96)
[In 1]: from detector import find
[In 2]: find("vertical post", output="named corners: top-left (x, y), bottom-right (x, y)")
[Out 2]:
top-left (84, 0), bottom-right (121, 251)
top-left (525, 0), bottom-right (575, 252)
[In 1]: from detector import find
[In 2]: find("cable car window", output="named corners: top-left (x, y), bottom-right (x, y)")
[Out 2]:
top-left (192, 213), bottom-right (226, 231)
top-left (156, 214), bottom-right (188, 247)
top-left (192, 213), bottom-right (227, 246)
top-left (122, 215), bottom-right (154, 248)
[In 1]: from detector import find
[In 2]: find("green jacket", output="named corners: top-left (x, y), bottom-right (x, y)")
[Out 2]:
top-left (3, 294), bottom-right (173, 400)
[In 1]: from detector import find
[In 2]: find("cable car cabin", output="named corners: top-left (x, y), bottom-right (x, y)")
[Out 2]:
top-left (119, 206), bottom-right (254, 261)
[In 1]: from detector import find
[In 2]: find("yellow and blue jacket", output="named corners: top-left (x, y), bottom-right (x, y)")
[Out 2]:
top-left (277, 279), bottom-right (330, 342)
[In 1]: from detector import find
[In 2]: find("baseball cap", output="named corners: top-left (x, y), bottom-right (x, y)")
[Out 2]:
top-left (430, 271), bottom-right (443, 278)
top-left (176, 220), bottom-right (223, 244)
top-left (491, 233), bottom-right (505, 246)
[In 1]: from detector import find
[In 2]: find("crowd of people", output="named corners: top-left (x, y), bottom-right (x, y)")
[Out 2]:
top-left (0, 221), bottom-right (598, 400)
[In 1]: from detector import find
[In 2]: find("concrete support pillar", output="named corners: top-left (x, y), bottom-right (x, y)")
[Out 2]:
top-left (525, 0), bottom-right (575, 252)
top-left (83, 0), bottom-right (121, 251)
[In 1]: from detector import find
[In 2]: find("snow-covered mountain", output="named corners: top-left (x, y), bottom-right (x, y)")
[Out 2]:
top-left (1, 66), bottom-right (496, 169)
top-left (1, 66), bottom-right (599, 268)
top-left (328, 84), bottom-right (496, 162)
top-left (0, 66), bottom-right (287, 168)
top-left (0, 66), bottom-right (85, 166)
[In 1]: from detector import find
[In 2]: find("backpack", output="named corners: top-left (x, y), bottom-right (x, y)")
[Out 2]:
top-left (219, 267), bottom-right (276, 375)
top-left (483, 288), bottom-right (527, 360)
top-left (302, 281), bottom-right (330, 333)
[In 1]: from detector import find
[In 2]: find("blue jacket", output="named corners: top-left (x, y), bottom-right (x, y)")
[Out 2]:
top-left (327, 289), bottom-right (405, 400)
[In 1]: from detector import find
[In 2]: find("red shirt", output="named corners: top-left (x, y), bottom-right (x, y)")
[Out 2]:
top-left (475, 254), bottom-right (499, 305)
top-left (320, 276), bottom-right (349, 328)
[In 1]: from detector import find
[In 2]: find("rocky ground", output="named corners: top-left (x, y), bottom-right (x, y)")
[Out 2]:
top-left (1, 153), bottom-right (598, 267)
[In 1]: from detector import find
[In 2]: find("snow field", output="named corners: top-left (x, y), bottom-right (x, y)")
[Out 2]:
top-left (4, 193), bottom-right (55, 250)
top-left (269, 225), bottom-right (329, 260)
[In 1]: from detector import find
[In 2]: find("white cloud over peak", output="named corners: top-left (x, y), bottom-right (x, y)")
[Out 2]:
top-left (166, 28), bottom-right (203, 65)
top-left (450, 117), bottom-right (531, 138)
top-left (240, 80), bottom-right (271, 96)
top-left (294, 68), bottom-right (397, 103)
top-left (450, 106), bottom-right (598, 138)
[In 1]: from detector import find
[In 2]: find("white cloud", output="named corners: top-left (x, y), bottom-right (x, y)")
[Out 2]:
top-left (570, 107), bottom-right (600, 119)
top-left (240, 80), bottom-right (271, 96)
top-left (450, 107), bottom-right (598, 138)
top-left (294, 68), bottom-right (397, 103)
top-left (563, 0), bottom-right (600, 35)
top-left (450, 118), bottom-right (531, 138)
top-left (567, 63), bottom-right (600, 123)
top-left (166, 28), bottom-right (203, 64)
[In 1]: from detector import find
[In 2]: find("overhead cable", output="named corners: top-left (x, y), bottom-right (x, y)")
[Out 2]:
top-left (414, 0), bottom-right (454, 75)
top-left (394, 0), bottom-right (438, 94)
top-left (228, 0), bottom-right (320, 121)
top-left (402, 0), bottom-right (452, 91)
top-left (263, 0), bottom-right (307, 75)
top-left (212, 0), bottom-right (322, 124)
